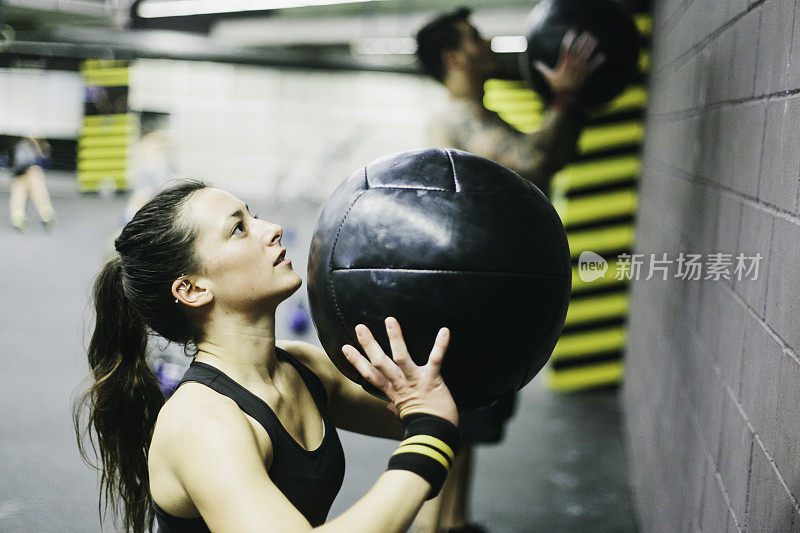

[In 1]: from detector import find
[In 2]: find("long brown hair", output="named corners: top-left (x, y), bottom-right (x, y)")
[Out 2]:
top-left (73, 180), bottom-right (207, 532)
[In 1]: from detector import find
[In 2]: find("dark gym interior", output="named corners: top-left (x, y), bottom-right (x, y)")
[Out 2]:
top-left (2, 0), bottom-right (798, 532)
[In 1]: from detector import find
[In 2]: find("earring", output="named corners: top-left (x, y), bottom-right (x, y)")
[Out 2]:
top-left (175, 275), bottom-right (186, 304)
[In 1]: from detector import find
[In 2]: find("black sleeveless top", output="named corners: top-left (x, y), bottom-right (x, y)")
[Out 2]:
top-left (153, 348), bottom-right (346, 532)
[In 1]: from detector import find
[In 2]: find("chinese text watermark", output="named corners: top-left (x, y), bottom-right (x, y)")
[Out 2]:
top-left (578, 251), bottom-right (762, 283)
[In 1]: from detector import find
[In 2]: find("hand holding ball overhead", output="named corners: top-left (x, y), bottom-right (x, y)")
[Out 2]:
top-left (307, 148), bottom-right (572, 410)
top-left (532, 29), bottom-right (605, 97)
top-left (522, 0), bottom-right (641, 106)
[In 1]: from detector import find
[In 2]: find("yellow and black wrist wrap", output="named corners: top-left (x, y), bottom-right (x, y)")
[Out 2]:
top-left (387, 413), bottom-right (460, 500)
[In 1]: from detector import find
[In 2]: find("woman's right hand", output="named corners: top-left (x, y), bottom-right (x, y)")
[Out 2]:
top-left (341, 317), bottom-right (458, 427)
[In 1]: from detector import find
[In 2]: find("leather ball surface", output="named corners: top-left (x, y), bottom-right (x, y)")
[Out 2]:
top-left (307, 148), bottom-right (571, 410)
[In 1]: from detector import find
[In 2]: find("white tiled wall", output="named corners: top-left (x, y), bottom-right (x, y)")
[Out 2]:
top-left (129, 59), bottom-right (447, 205)
top-left (0, 68), bottom-right (83, 138)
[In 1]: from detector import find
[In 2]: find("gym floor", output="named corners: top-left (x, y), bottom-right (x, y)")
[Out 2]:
top-left (0, 174), bottom-right (637, 532)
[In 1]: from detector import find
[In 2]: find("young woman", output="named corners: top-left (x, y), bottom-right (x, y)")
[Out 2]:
top-left (74, 180), bottom-right (460, 533)
top-left (9, 137), bottom-right (56, 231)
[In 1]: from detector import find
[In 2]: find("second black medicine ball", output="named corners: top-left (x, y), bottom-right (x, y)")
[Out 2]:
top-left (521, 0), bottom-right (641, 106)
top-left (307, 149), bottom-right (571, 410)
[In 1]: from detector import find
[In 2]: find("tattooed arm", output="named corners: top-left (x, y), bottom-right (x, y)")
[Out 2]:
top-left (431, 104), bottom-right (583, 195)
top-left (428, 29), bottom-right (603, 194)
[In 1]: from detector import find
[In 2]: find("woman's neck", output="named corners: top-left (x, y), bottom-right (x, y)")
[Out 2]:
top-left (194, 312), bottom-right (279, 387)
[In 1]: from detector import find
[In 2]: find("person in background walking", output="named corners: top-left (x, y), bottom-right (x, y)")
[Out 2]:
top-left (9, 136), bottom-right (56, 231)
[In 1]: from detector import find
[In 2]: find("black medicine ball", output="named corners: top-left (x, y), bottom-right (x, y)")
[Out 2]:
top-left (521, 0), bottom-right (641, 106)
top-left (307, 149), bottom-right (571, 410)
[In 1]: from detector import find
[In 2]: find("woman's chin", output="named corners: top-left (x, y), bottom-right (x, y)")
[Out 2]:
top-left (276, 275), bottom-right (303, 301)
top-left (247, 274), bottom-right (303, 309)
top-left (288, 271), bottom-right (303, 290)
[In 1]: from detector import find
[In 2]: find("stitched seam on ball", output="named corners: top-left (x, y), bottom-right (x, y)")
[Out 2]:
top-left (328, 189), bottom-right (368, 336)
top-left (363, 166), bottom-right (369, 189)
top-left (330, 269), bottom-right (566, 278)
top-left (371, 185), bottom-right (450, 191)
top-left (541, 193), bottom-right (571, 276)
top-left (522, 200), bottom-right (570, 388)
top-left (367, 186), bottom-right (536, 195)
top-left (445, 149), bottom-right (460, 192)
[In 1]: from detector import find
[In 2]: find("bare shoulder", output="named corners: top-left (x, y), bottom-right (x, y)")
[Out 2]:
top-left (149, 385), bottom-right (265, 510)
top-left (152, 383), bottom-right (260, 460)
top-left (276, 340), bottom-right (342, 401)
top-left (149, 385), bottom-right (311, 531)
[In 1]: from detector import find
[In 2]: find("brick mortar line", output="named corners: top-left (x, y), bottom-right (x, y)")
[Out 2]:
top-left (675, 349), bottom-right (716, 460)
top-left (716, 355), bottom-right (756, 435)
top-left (630, 274), bottom-right (798, 522)
top-left (633, 163), bottom-right (705, 231)
top-left (651, 204), bottom-right (800, 365)
top-left (635, 276), bottom-right (761, 438)
top-left (712, 358), bottom-right (776, 527)
top-left (655, 0), bottom-right (694, 39)
top-left (646, 157), bottom-right (760, 207)
top-left (661, 239), bottom-right (799, 373)
top-left (754, 86), bottom-right (770, 201)
top-left (749, 5), bottom-right (766, 115)
top-left (646, 371), bottom-right (700, 525)
top-left (754, 433), bottom-right (800, 512)
top-left (648, 157), bottom-right (800, 227)
top-left (646, 90), bottom-right (800, 124)
top-left (672, 364), bottom-right (745, 529)
top-left (719, 276), bottom-right (800, 366)
top-left (711, 348), bottom-right (760, 531)
top-left (670, 318), bottom-right (768, 529)
top-left (631, 6), bottom-right (800, 506)
top-left (741, 436), bottom-right (756, 533)
top-left (715, 471), bottom-right (745, 532)
top-left (644, 187), bottom-right (800, 365)
top-left (674, 278), bottom-right (800, 513)
top-left (794, 137), bottom-right (800, 212)
top-left (636, 323), bottom-right (800, 530)
top-left (651, 0), bottom-right (768, 81)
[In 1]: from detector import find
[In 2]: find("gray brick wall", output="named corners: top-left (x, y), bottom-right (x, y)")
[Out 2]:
top-left (623, 0), bottom-right (800, 530)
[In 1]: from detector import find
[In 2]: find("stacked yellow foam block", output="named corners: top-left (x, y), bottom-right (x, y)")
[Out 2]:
top-left (78, 60), bottom-right (136, 192)
top-left (483, 13), bottom-right (651, 392)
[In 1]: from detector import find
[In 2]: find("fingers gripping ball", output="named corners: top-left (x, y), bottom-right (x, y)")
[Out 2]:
top-left (342, 318), bottom-right (457, 424)
top-left (521, 0), bottom-right (641, 106)
top-left (307, 148), bottom-right (571, 410)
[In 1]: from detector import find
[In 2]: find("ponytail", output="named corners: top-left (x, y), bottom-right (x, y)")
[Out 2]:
top-left (74, 256), bottom-right (165, 533)
top-left (74, 179), bottom-right (206, 532)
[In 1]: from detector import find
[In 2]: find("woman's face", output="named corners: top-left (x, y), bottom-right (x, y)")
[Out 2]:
top-left (184, 187), bottom-right (301, 311)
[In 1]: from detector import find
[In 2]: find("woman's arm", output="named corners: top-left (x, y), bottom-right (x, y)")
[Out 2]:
top-left (165, 319), bottom-right (457, 533)
top-left (162, 395), bottom-right (430, 533)
top-left (317, 471), bottom-right (429, 533)
top-left (278, 340), bottom-right (404, 440)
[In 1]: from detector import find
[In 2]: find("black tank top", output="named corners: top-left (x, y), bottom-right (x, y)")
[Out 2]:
top-left (153, 348), bottom-right (346, 532)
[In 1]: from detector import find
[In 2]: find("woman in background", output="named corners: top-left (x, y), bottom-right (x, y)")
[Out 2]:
top-left (9, 136), bottom-right (56, 231)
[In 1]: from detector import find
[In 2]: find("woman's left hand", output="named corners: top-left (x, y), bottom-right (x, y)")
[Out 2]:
top-left (341, 317), bottom-right (458, 426)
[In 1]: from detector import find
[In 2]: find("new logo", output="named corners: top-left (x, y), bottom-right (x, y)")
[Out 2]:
top-left (578, 251), bottom-right (608, 282)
